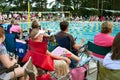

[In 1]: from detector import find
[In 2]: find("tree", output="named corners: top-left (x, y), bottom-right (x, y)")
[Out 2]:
top-left (33, 0), bottom-right (47, 11)
top-left (1, 0), bottom-right (120, 16)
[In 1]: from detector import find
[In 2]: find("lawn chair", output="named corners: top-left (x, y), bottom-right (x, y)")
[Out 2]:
top-left (97, 61), bottom-right (120, 80)
top-left (4, 34), bottom-right (16, 56)
top-left (15, 39), bottom-right (28, 66)
top-left (86, 41), bottom-right (111, 79)
top-left (87, 41), bottom-right (111, 56)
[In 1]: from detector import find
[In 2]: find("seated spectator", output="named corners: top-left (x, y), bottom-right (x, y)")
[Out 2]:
top-left (6, 19), bottom-right (14, 34)
top-left (47, 35), bottom-right (81, 63)
top-left (10, 20), bottom-right (23, 39)
top-left (55, 21), bottom-right (85, 68)
top-left (30, 20), bottom-right (49, 43)
top-left (0, 21), bottom-right (8, 32)
top-left (103, 32), bottom-right (120, 70)
top-left (0, 27), bottom-right (25, 80)
top-left (48, 35), bottom-right (58, 52)
top-left (22, 29), bottom-right (71, 64)
top-left (54, 60), bottom-right (69, 79)
top-left (93, 21), bottom-right (114, 62)
top-left (47, 29), bottom-right (51, 35)
top-left (55, 21), bottom-right (85, 55)
top-left (30, 20), bottom-right (41, 31)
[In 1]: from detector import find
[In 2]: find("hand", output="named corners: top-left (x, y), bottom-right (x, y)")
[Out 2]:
top-left (10, 57), bottom-right (17, 64)
top-left (81, 38), bottom-right (86, 42)
top-left (63, 57), bottom-right (71, 64)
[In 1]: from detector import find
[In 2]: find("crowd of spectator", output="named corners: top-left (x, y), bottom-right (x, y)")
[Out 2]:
top-left (0, 12), bottom-right (120, 24)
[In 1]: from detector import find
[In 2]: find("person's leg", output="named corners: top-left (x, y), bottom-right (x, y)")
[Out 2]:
top-left (10, 67), bottom-right (25, 80)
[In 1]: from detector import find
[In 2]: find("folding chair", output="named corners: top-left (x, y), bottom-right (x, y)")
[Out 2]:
top-left (86, 41), bottom-right (111, 79)
top-left (87, 41), bottom-right (111, 56)
top-left (97, 61), bottom-right (120, 80)
top-left (4, 34), bottom-right (16, 56)
top-left (15, 39), bottom-right (28, 66)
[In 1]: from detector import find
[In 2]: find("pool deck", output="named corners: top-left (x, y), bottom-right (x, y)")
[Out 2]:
top-left (86, 60), bottom-right (97, 80)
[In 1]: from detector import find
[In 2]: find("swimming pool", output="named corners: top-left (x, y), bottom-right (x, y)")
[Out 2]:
top-left (19, 21), bottom-right (120, 43)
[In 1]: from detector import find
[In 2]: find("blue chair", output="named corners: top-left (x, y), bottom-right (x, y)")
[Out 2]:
top-left (15, 39), bottom-right (28, 66)
top-left (4, 34), bottom-right (16, 55)
top-left (15, 40), bottom-right (27, 58)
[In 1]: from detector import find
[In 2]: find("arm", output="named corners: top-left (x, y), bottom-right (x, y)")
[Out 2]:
top-left (20, 28), bottom-right (23, 37)
top-left (73, 38), bottom-right (86, 50)
top-left (0, 54), bottom-right (17, 68)
top-left (46, 50), bottom-right (71, 64)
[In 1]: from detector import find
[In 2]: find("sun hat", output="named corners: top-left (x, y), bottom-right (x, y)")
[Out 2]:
top-left (34, 30), bottom-right (45, 38)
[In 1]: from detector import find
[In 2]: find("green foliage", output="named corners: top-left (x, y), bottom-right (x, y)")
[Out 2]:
top-left (0, 6), bottom-right (2, 12)
top-left (0, 0), bottom-right (120, 16)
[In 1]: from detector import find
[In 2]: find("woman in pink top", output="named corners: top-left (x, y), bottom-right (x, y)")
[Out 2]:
top-left (93, 21), bottom-right (114, 62)
top-left (10, 21), bottom-right (23, 38)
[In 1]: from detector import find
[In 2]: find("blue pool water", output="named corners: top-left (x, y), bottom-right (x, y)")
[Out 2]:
top-left (4, 21), bottom-right (120, 44)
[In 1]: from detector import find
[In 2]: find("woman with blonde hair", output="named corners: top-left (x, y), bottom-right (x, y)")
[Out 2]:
top-left (93, 21), bottom-right (114, 62)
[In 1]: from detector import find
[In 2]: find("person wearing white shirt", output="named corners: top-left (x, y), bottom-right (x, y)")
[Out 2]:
top-left (103, 32), bottom-right (120, 70)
